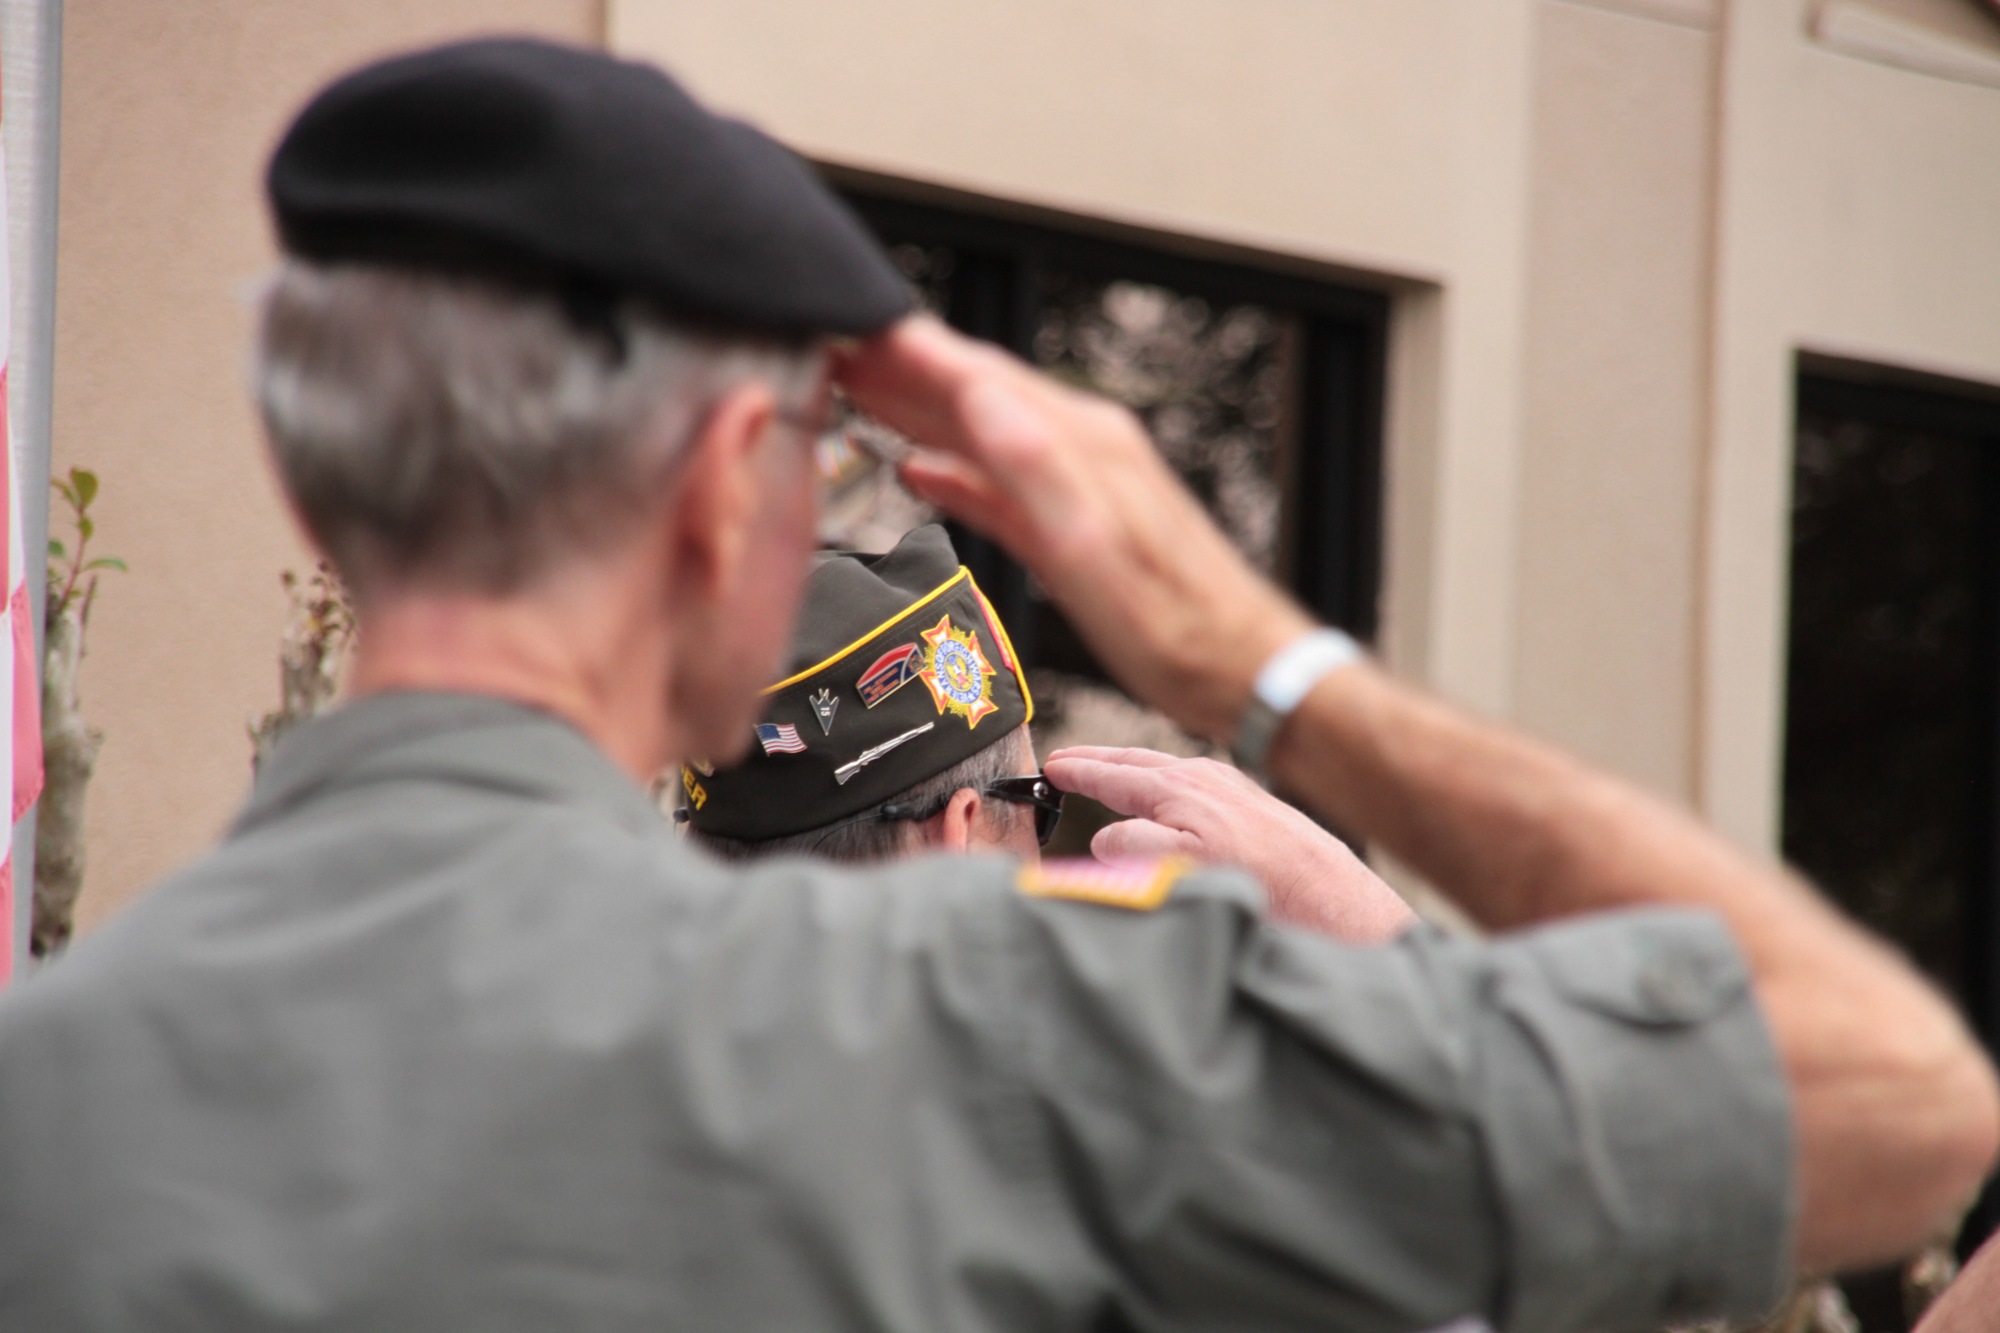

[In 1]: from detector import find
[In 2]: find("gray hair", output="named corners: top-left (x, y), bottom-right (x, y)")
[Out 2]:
top-left (254, 260), bottom-right (825, 595)
top-left (689, 726), bottom-right (1035, 864)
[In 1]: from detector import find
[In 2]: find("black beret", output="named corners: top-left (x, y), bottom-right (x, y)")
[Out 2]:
top-left (683, 525), bottom-right (1033, 842)
top-left (268, 37), bottom-right (914, 337)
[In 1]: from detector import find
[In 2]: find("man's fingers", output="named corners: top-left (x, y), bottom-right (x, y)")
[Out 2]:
top-left (835, 318), bottom-right (1027, 461)
top-left (833, 316), bottom-right (975, 399)
top-left (1043, 755), bottom-right (1179, 820)
top-left (1047, 745), bottom-right (1184, 771)
top-left (1049, 748), bottom-right (1256, 803)
top-left (839, 318), bottom-right (1079, 478)
top-left (895, 452), bottom-right (1016, 538)
top-left (833, 323), bottom-right (978, 459)
top-left (1092, 819), bottom-right (1198, 863)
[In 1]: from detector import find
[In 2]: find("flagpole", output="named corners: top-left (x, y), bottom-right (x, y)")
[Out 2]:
top-left (3, 0), bottom-right (60, 978)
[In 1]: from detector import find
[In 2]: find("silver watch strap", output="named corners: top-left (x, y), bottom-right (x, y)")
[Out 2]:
top-left (1230, 627), bottom-right (1363, 774)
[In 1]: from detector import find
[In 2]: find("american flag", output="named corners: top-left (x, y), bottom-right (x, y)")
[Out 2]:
top-left (755, 722), bottom-right (806, 755)
top-left (0, 72), bottom-right (45, 985)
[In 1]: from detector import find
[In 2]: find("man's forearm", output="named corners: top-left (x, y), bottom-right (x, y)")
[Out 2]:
top-left (1269, 664), bottom-right (1772, 930)
top-left (1270, 662), bottom-right (2000, 1272)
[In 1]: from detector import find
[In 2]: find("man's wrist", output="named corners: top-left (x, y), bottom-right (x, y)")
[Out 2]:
top-left (1231, 627), bottom-right (1364, 775)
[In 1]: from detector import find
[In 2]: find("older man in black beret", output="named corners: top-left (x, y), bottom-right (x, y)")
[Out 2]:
top-left (0, 33), bottom-right (1993, 1333)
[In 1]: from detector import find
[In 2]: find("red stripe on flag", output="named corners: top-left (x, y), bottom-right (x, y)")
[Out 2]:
top-left (0, 367), bottom-right (10, 599)
top-left (0, 855), bottom-right (12, 985)
top-left (13, 582), bottom-right (38, 819)
top-left (0, 358), bottom-right (13, 982)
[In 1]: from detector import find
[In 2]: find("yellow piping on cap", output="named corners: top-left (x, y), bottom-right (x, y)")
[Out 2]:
top-left (762, 569), bottom-right (971, 695)
top-left (968, 572), bottom-right (1034, 727)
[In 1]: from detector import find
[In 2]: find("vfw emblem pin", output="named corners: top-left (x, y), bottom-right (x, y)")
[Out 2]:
top-left (918, 614), bottom-right (998, 728)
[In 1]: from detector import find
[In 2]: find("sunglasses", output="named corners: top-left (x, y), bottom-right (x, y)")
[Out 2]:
top-left (982, 773), bottom-right (1066, 848)
top-left (880, 772), bottom-right (1066, 848)
top-left (681, 770), bottom-right (1067, 852)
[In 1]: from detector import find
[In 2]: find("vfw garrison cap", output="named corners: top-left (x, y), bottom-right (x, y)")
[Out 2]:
top-left (684, 525), bottom-right (1032, 842)
top-left (267, 37), bottom-right (914, 336)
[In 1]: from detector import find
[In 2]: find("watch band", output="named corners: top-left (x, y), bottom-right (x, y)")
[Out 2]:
top-left (1230, 627), bottom-right (1363, 775)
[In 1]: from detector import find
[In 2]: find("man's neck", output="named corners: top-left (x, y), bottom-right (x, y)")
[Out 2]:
top-left (347, 586), bottom-right (679, 785)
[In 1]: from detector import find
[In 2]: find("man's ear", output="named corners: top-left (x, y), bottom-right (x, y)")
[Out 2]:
top-left (667, 383), bottom-right (777, 598)
top-left (927, 787), bottom-right (984, 854)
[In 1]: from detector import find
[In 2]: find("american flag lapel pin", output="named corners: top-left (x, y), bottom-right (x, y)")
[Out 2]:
top-left (755, 722), bottom-right (807, 755)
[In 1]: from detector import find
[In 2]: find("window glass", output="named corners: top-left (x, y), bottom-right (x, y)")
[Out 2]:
top-left (1780, 375), bottom-right (2000, 1296)
top-left (1783, 409), bottom-right (1982, 996)
top-left (1030, 272), bottom-right (1299, 577)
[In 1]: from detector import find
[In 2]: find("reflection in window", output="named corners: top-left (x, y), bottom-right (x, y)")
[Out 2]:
top-left (851, 252), bottom-right (1304, 579)
top-left (1032, 274), bottom-right (1297, 575)
top-left (888, 242), bottom-right (955, 315)
top-left (1781, 369), bottom-right (2000, 1295)
top-left (1783, 409), bottom-right (1980, 998)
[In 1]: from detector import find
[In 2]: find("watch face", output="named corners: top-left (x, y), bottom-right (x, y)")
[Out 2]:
top-left (1230, 700), bottom-right (1283, 776)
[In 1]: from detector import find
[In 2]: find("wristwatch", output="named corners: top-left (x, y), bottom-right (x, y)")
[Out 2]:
top-left (1231, 627), bottom-right (1364, 776)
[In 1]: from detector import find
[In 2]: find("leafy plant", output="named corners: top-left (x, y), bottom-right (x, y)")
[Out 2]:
top-left (35, 466), bottom-right (126, 960)
top-left (46, 466), bottom-right (126, 632)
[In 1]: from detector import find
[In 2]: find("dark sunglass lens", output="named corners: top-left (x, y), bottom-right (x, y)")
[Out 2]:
top-left (984, 775), bottom-right (1064, 846)
top-left (1035, 791), bottom-right (1063, 846)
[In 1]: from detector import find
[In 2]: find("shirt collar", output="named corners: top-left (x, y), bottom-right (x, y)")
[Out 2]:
top-left (234, 691), bottom-right (666, 838)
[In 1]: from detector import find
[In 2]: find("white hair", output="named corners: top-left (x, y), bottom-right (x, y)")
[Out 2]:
top-left (254, 260), bottom-right (825, 595)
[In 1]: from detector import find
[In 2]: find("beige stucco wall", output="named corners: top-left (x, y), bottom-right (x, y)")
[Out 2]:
top-left (1514, 1), bottom-right (1717, 799)
top-left (57, 0), bottom-right (605, 933)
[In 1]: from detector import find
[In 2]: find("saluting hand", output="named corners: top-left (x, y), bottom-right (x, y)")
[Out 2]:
top-left (1044, 745), bottom-right (1416, 944)
top-left (834, 316), bottom-right (1311, 746)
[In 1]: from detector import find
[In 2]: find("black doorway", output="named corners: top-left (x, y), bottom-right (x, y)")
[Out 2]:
top-left (1782, 362), bottom-right (2000, 1292)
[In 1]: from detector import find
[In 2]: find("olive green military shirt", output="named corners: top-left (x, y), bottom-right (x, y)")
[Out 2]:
top-left (0, 694), bottom-right (1793, 1331)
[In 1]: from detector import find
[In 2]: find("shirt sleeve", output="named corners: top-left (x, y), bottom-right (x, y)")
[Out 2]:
top-left (996, 870), bottom-right (1794, 1333)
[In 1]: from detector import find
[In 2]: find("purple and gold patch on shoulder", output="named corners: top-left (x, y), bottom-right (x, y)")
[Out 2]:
top-left (1016, 857), bottom-right (1191, 911)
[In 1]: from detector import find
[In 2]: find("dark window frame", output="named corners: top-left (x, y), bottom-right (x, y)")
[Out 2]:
top-left (1788, 360), bottom-right (2000, 1256)
top-left (835, 186), bottom-right (1391, 663)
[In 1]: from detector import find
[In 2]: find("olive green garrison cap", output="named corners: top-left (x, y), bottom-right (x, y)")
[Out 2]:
top-left (682, 525), bottom-right (1031, 842)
